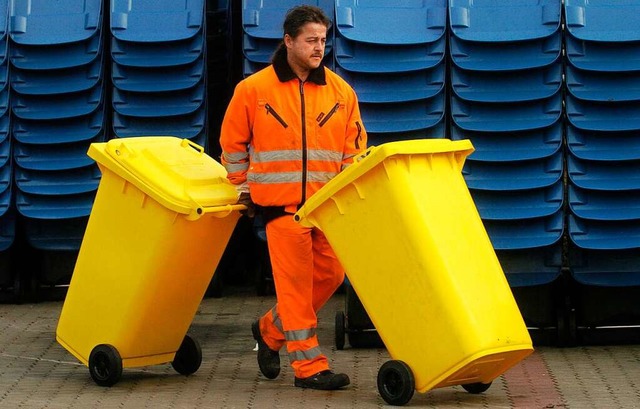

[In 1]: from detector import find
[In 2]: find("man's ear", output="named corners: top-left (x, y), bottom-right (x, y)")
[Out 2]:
top-left (284, 34), bottom-right (293, 48)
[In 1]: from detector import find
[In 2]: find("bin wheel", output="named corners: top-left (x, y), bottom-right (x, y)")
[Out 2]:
top-left (462, 381), bottom-right (492, 394)
top-left (335, 311), bottom-right (346, 350)
top-left (377, 360), bottom-right (415, 406)
top-left (89, 344), bottom-right (123, 387)
top-left (172, 335), bottom-right (202, 376)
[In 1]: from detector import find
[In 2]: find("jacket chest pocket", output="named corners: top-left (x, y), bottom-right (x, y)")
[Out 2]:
top-left (317, 100), bottom-right (344, 127)
top-left (259, 100), bottom-right (288, 129)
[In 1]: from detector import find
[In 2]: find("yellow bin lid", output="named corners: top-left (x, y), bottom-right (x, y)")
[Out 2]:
top-left (295, 139), bottom-right (475, 226)
top-left (88, 136), bottom-right (238, 218)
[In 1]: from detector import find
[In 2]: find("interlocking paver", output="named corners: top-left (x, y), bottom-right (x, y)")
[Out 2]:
top-left (2, 289), bottom-right (640, 408)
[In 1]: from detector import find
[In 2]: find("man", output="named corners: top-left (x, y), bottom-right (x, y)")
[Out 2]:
top-left (220, 5), bottom-right (366, 391)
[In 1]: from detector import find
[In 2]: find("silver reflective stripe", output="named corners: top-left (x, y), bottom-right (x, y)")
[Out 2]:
top-left (284, 328), bottom-right (316, 342)
top-left (342, 153), bottom-right (356, 162)
top-left (309, 149), bottom-right (343, 162)
top-left (252, 150), bottom-right (301, 163)
top-left (271, 306), bottom-right (283, 333)
top-left (289, 346), bottom-right (323, 362)
top-left (251, 149), bottom-right (342, 164)
top-left (248, 172), bottom-right (302, 184)
top-left (225, 162), bottom-right (249, 173)
top-left (222, 151), bottom-right (249, 162)
top-left (248, 171), bottom-right (337, 184)
top-left (307, 171), bottom-right (337, 183)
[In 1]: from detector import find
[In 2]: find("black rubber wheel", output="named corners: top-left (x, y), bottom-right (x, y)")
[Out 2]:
top-left (171, 335), bottom-right (202, 375)
top-left (89, 344), bottom-right (123, 387)
top-left (377, 360), bottom-right (415, 406)
top-left (462, 381), bottom-right (492, 394)
top-left (335, 311), bottom-right (346, 350)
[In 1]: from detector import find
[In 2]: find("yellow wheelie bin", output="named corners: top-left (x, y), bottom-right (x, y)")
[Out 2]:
top-left (294, 139), bottom-right (533, 406)
top-left (56, 136), bottom-right (244, 387)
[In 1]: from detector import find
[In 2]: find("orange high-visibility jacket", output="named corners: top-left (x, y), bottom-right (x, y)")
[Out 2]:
top-left (220, 48), bottom-right (367, 213)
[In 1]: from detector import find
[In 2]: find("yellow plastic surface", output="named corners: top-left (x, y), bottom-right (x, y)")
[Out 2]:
top-left (87, 136), bottom-right (238, 219)
top-left (295, 139), bottom-right (533, 393)
top-left (56, 137), bottom-right (242, 368)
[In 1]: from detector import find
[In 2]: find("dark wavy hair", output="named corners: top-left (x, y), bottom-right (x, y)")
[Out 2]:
top-left (282, 5), bottom-right (331, 39)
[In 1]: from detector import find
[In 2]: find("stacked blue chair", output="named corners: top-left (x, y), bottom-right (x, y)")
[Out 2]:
top-left (565, 0), bottom-right (640, 333)
top-left (110, 0), bottom-right (208, 148)
top-left (242, 0), bottom-right (334, 77)
top-left (0, 0), bottom-right (14, 297)
top-left (449, 0), bottom-right (565, 338)
top-left (335, 0), bottom-right (446, 145)
top-left (9, 0), bottom-right (106, 261)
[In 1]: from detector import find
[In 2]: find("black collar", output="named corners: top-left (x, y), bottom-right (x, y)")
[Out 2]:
top-left (271, 45), bottom-right (326, 85)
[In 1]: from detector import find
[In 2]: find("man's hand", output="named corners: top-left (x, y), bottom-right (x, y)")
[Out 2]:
top-left (238, 192), bottom-right (256, 218)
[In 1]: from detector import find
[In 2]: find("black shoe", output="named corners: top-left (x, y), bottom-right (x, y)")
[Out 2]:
top-left (251, 320), bottom-right (280, 379)
top-left (294, 370), bottom-right (350, 390)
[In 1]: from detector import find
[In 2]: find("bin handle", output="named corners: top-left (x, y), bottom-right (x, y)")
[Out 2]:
top-left (196, 204), bottom-right (247, 219)
top-left (181, 138), bottom-right (204, 154)
top-left (355, 146), bottom-right (375, 162)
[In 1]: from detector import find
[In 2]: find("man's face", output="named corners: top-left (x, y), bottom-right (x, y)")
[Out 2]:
top-left (285, 22), bottom-right (327, 74)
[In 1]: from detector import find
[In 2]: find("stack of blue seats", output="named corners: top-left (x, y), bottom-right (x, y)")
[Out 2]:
top-left (565, 0), bottom-right (640, 291)
top-left (9, 0), bottom-right (106, 252)
top-left (0, 0), bottom-right (11, 258)
top-left (335, 0), bottom-right (446, 146)
top-left (449, 0), bottom-right (564, 292)
top-left (242, 0), bottom-right (334, 78)
top-left (110, 0), bottom-right (208, 148)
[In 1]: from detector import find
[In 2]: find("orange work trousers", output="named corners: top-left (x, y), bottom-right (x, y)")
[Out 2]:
top-left (258, 214), bottom-right (344, 379)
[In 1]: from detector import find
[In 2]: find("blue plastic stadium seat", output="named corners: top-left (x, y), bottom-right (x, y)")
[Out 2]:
top-left (111, 0), bottom-right (204, 42)
top-left (336, 64), bottom-right (445, 103)
top-left (565, 34), bottom-right (640, 72)
top-left (13, 137), bottom-right (103, 171)
top-left (569, 184), bottom-right (640, 221)
top-left (9, 0), bottom-right (102, 45)
top-left (336, 0), bottom-right (445, 45)
top-left (451, 91), bottom-right (562, 132)
top-left (243, 0), bottom-right (334, 40)
top-left (112, 56), bottom-right (205, 92)
top-left (450, 0), bottom-right (561, 42)
top-left (566, 124), bottom-right (640, 161)
top-left (14, 164), bottom-right (101, 195)
top-left (569, 214), bottom-right (640, 250)
top-left (112, 82), bottom-right (205, 117)
top-left (565, 63), bottom-right (640, 102)
top-left (23, 216), bottom-right (88, 251)
top-left (569, 245), bottom-right (640, 286)
top-left (10, 33), bottom-right (102, 70)
top-left (113, 109), bottom-right (205, 139)
top-left (566, 94), bottom-right (640, 132)
top-left (335, 35), bottom-right (445, 73)
top-left (497, 246), bottom-right (562, 287)
top-left (463, 150), bottom-right (563, 191)
top-left (12, 107), bottom-right (105, 144)
top-left (12, 81), bottom-right (103, 120)
top-left (366, 121), bottom-right (445, 146)
top-left (16, 190), bottom-right (95, 219)
top-left (0, 191), bottom-right (13, 252)
top-left (111, 33), bottom-right (203, 67)
top-left (567, 154), bottom-right (640, 191)
top-left (451, 58), bottom-right (562, 103)
top-left (449, 31), bottom-right (561, 71)
top-left (471, 179), bottom-right (563, 220)
top-left (11, 53), bottom-right (103, 95)
top-left (451, 120), bottom-right (562, 162)
top-left (564, 0), bottom-right (640, 42)
top-left (359, 92), bottom-right (445, 133)
top-left (483, 209), bottom-right (564, 250)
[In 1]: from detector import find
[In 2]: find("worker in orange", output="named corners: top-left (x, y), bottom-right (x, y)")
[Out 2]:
top-left (220, 5), bottom-right (366, 390)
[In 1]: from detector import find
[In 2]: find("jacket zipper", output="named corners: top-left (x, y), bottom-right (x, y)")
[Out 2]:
top-left (299, 80), bottom-right (307, 207)
top-left (318, 102), bottom-right (340, 127)
top-left (265, 103), bottom-right (288, 128)
top-left (355, 121), bottom-right (362, 149)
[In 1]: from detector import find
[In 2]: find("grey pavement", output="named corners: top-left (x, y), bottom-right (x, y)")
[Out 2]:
top-left (2, 288), bottom-right (640, 408)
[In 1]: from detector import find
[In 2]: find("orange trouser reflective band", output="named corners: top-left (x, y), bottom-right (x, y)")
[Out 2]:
top-left (258, 214), bottom-right (345, 379)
